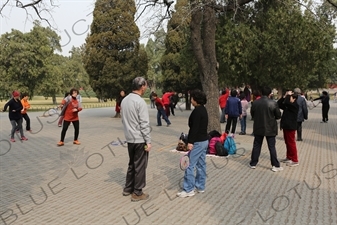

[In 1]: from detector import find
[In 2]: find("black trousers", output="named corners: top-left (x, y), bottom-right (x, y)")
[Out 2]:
top-left (60, 120), bottom-right (79, 142)
top-left (170, 103), bottom-right (175, 115)
top-left (296, 122), bottom-right (302, 140)
top-left (225, 116), bottom-right (238, 134)
top-left (322, 105), bottom-right (330, 122)
top-left (250, 135), bottom-right (280, 167)
top-left (22, 113), bottom-right (31, 130)
top-left (124, 143), bottom-right (149, 196)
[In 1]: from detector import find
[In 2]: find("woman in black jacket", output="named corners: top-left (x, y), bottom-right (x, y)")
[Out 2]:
top-left (1, 91), bottom-right (28, 142)
top-left (277, 91), bottom-right (299, 167)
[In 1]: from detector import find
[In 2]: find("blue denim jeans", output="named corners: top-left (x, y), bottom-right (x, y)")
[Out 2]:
top-left (183, 140), bottom-right (208, 192)
top-left (157, 108), bottom-right (171, 126)
top-left (240, 116), bottom-right (247, 133)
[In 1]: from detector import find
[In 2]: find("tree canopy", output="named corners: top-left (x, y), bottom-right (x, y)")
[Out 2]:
top-left (0, 21), bottom-right (90, 103)
top-left (216, 0), bottom-right (336, 92)
top-left (83, 0), bottom-right (148, 99)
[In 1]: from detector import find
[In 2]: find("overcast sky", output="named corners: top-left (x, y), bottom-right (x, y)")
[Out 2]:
top-left (0, 0), bottom-right (166, 56)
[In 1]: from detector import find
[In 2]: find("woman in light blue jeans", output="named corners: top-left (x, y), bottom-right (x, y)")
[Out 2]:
top-left (182, 140), bottom-right (208, 193)
top-left (177, 90), bottom-right (209, 198)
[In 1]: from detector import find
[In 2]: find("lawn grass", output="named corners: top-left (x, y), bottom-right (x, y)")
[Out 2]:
top-left (0, 96), bottom-right (151, 112)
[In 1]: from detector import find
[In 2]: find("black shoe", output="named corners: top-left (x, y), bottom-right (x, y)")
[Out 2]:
top-left (239, 132), bottom-right (246, 135)
top-left (156, 125), bottom-right (162, 126)
top-left (296, 138), bottom-right (303, 141)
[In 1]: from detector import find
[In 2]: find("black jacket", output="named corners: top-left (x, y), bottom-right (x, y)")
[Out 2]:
top-left (277, 96), bottom-right (299, 130)
top-left (313, 95), bottom-right (330, 108)
top-left (3, 98), bottom-right (23, 121)
top-left (188, 105), bottom-right (208, 144)
top-left (251, 96), bottom-right (281, 136)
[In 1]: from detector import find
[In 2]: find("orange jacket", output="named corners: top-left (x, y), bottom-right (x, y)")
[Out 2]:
top-left (21, 99), bottom-right (30, 114)
top-left (61, 97), bottom-right (82, 121)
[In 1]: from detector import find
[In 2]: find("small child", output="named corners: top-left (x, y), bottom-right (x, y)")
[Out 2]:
top-left (239, 93), bottom-right (249, 135)
top-left (21, 93), bottom-right (32, 131)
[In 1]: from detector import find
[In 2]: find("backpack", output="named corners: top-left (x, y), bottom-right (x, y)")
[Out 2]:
top-left (224, 136), bottom-right (236, 155)
top-left (208, 137), bottom-right (221, 155)
top-left (208, 130), bottom-right (221, 141)
top-left (215, 141), bottom-right (228, 156)
top-left (220, 132), bottom-right (228, 144)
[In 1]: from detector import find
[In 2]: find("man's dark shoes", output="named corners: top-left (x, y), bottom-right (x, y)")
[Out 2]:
top-left (296, 138), bottom-right (303, 141)
top-left (239, 132), bottom-right (246, 135)
top-left (131, 193), bottom-right (149, 202)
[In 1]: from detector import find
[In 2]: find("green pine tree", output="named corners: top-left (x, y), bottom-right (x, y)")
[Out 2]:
top-left (83, 0), bottom-right (148, 99)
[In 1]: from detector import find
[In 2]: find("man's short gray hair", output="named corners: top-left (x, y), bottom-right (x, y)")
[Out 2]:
top-left (132, 77), bottom-right (147, 91)
top-left (294, 88), bottom-right (301, 94)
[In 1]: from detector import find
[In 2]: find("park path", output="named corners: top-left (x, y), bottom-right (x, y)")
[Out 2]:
top-left (0, 101), bottom-right (336, 225)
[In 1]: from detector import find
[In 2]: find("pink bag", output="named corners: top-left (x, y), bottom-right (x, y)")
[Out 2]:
top-left (208, 137), bottom-right (221, 155)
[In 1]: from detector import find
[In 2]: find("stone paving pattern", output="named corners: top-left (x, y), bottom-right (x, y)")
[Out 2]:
top-left (0, 101), bottom-right (336, 225)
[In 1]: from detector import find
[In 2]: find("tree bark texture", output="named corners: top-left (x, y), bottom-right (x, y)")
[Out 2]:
top-left (190, 1), bottom-right (221, 132)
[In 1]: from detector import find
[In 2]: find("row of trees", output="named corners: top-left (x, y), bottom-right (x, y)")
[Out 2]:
top-left (2, 0), bottom-right (337, 131)
top-left (157, 0), bottom-right (337, 92)
top-left (0, 21), bottom-right (90, 103)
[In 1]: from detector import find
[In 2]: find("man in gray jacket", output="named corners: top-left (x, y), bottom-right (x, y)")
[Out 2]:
top-left (249, 87), bottom-right (283, 172)
top-left (121, 77), bottom-right (152, 202)
top-left (294, 88), bottom-right (308, 141)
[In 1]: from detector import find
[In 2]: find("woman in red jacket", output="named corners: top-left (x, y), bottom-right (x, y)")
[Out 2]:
top-left (57, 88), bottom-right (82, 146)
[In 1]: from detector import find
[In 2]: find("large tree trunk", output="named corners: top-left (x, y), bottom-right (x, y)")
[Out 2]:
top-left (190, 1), bottom-right (221, 132)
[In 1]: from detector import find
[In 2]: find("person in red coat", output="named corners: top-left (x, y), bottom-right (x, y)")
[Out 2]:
top-left (219, 89), bottom-right (229, 123)
top-left (114, 90), bottom-right (125, 118)
top-left (162, 91), bottom-right (175, 117)
top-left (57, 88), bottom-right (83, 146)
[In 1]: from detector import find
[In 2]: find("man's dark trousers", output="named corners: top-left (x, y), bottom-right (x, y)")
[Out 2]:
top-left (250, 135), bottom-right (280, 167)
top-left (124, 143), bottom-right (149, 196)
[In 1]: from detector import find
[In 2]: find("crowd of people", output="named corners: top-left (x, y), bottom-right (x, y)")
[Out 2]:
top-left (0, 80), bottom-right (333, 201)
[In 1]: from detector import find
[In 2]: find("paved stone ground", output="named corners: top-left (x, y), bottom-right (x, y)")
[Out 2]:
top-left (0, 101), bottom-right (336, 225)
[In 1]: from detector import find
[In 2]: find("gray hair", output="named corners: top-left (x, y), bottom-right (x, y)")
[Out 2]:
top-left (294, 88), bottom-right (301, 94)
top-left (132, 77), bottom-right (147, 91)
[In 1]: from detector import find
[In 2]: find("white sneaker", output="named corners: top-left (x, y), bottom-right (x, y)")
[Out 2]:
top-left (195, 189), bottom-right (205, 193)
top-left (271, 166), bottom-right (284, 172)
top-left (280, 158), bottom-right (291, 163)
top-left (176, 190), bottom-right (195, 198)
top-left (287, 161), bottom-right (299, 167)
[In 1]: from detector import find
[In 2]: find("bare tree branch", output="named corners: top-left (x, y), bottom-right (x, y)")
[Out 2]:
top-left (326, 0), bottom-right (337, 9)
top-left (0, 0), bottom-right (10, 14)
top-left (1, 0), bottom-right (56, 28)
